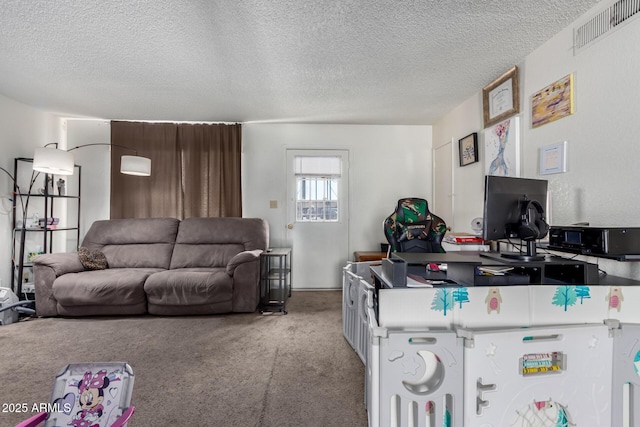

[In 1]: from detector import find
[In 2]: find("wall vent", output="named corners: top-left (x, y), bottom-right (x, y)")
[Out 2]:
top-left (574, 0), bottom-right (640, 54)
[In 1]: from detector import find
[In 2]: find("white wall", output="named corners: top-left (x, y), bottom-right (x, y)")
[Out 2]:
top-left (65, 119), bottom-right (111, 239)
top-left (0, 94), bottom-right (60, 289)
top-left (433, 93), bottom-right (484, 232)
top-left (433, 2), bottom-right (640, 279)
top-left (242, 123), bottom-right (432, 257)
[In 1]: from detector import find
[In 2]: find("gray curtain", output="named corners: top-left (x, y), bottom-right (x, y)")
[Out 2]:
top-left (110, 121), bottom-right (242, 219)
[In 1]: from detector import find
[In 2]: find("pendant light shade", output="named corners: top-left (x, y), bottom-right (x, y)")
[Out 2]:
top-left (32, 143), bottom-right (151, 177)
top-left (33, 147), bottom-right (75, 175)
top-left (120, 155), bottom-right (151, 176)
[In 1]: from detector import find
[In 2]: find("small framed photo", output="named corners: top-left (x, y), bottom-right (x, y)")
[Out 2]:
top-left (482, 66), bottom-right (520, 128)
top-left (458, 132), bottom-right (479, 166)
top-left (540, 141), bottom-right (568, 175)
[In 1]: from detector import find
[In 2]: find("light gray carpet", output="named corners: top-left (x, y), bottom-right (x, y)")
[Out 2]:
top-left (0, 291), bottom-right (367, 426)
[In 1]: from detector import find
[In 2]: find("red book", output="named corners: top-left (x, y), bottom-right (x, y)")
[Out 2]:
top-left (445, 236), bottom-right (484, 244)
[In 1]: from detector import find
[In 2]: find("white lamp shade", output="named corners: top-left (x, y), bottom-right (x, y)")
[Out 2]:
top-left (33, 147), bottom-right (75, 175)
top-left (121, 155), bottom-right (151, 176)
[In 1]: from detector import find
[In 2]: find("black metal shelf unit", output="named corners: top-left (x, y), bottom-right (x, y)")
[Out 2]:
top-left (11, 157), bottom-right (81, 299)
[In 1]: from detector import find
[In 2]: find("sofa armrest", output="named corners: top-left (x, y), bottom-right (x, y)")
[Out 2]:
top-left (226, 250), bottom-right (263, 276)
top-left (33, 252), bottom-right (85, 276)
top-left (32, 252), bottom-right (84, 317)
top-left (228, 250), bottom-right (263, 312)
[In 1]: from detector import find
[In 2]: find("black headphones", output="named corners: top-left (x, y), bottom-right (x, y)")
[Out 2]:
top-left (518, 200), bottom-right (549, 240)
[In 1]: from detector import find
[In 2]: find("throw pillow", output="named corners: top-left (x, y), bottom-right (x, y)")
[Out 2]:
top-left (78, 247), bottom-right (109, 270)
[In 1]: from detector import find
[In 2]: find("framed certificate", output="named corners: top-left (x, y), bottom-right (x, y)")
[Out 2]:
top-left (540, 141), bottom-right (568, 175)
top-left (482, 66), bottom-right (520, 128)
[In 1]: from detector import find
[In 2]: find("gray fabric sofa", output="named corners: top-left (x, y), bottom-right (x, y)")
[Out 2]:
top-left (32, 217), bottom-right (269, 317)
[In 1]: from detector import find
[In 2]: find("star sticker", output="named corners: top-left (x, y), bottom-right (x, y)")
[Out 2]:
top-left (402, 357), bottom-right (421, 376)
top-left (486, 342), bottom-right (497, 357)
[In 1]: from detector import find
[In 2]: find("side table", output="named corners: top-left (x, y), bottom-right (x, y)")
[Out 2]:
top-left (259, 248), bottom-right (291, 314)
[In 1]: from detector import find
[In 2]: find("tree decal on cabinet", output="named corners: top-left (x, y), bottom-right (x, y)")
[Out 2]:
top-left (431, 288), bottom-right (454, 316)
top-left (431, 287), bottom-right (470, 316)
top-left (552, 286), bottom-right (577, 311)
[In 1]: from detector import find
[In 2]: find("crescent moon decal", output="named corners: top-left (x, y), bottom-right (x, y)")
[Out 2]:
top-left (402, 350), bottom-right (444, 394)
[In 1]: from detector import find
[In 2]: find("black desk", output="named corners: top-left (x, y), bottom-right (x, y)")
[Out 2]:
top-left (385, 251), bottom-right (640, 287)
top-left (368, 253), bottom-right (640, 325)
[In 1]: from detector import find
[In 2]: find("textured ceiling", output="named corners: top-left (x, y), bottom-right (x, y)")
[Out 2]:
top-left (0, 0), bottom-right (600, 125)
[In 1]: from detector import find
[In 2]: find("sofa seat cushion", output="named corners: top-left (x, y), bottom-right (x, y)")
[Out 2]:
top-left (53, 268), bottom-right (162, 307)
top-left (144, 268), bottom-right (233, 307)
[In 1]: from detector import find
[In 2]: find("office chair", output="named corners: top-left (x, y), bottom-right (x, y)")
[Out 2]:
top-left (383, 198), bottom-right (447, 254)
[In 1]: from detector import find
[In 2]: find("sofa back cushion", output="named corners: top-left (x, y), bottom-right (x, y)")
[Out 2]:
top-left (170, 217), bottom-right (269, 269)
top-left (82, 218), bottom-right (180, 269)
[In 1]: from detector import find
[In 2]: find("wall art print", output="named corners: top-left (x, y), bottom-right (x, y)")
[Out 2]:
top-left (531, 73), bottom-right (574, 128)
top-left (484, 116), bottom-right (520, 177)
top-left (458, 132), bottom-right (479, 166)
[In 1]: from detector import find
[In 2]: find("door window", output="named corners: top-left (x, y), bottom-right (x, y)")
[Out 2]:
top-left (294, 156), bottom-right (341, 222)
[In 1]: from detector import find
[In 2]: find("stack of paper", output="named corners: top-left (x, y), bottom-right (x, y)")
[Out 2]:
top-left (477, 266), bottom-right (514, 275)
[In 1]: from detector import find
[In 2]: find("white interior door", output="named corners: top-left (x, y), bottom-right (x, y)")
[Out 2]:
top-left (434, 140), bottom-right (454, 230)
top-left (286, 149), bottom-right (349, 289)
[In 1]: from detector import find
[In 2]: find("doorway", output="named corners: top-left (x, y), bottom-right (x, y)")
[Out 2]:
top-left (286, 149), bottom-right (349, 289)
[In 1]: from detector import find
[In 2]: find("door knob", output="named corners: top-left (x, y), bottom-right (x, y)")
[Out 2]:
top-left (287, 224), bottom-right (294, 229)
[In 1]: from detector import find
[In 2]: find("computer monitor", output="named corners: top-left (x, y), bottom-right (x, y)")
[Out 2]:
top-left (482, 175), bottom-right (549, 261)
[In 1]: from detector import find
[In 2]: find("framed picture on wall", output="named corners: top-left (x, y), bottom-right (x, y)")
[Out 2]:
top-left (484, 116), bottom-right (520, 177)
top-left (540, 141), bottom-right (568, 175)
top-left (532, 74), bottom-right (574, 128)
top-left (482, 66), bottom-right (520, 128)
top-left (458, 133), bottom-right (479, 166)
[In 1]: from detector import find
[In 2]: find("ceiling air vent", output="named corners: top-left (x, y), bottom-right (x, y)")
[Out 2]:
top-left (574, 0), bottom-right (640, 54)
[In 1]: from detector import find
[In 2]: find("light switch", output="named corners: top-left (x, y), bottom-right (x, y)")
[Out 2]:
top-left (269, 200), bottom-right (278, 209)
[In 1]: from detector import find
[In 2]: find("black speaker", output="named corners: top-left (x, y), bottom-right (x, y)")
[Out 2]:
top-left (518, 200), bottom-right (549, 240)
